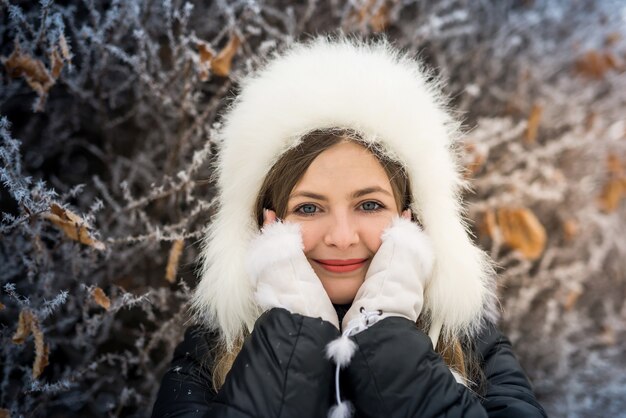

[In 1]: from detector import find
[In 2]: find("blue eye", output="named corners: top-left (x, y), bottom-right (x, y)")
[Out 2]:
top-left (362, 201), bottom-right (380, 211)
top-left (293, 201), bottom-right (385, 217)
top-left (298, 204), bottom-right (317, 215)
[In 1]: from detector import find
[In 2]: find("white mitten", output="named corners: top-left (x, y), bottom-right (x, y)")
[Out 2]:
top-left (341, 215), bottom-right (435, 334)
top-left (325, 215), bottom-right (436, 416)
top-left (245, 218), bottom-right (340, 330)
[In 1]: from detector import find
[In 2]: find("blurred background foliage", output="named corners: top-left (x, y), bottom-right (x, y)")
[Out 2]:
top-left (1, 0), bottom-right (625, 416)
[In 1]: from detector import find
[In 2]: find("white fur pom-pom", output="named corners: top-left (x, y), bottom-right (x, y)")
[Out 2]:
top-left (325, 335), bottom-right (357, 367)
top-left (328, 400), bottom-right (354, 418)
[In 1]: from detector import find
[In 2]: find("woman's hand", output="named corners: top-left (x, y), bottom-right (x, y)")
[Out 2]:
top-left (262, 207), bottom-right (278, 226)
top-left (245, 209), bottom-right (340, 329)
top-left (341, 210), bottom-right (435, 333)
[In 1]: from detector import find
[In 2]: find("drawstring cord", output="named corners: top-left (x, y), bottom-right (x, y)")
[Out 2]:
top-left (326, 311), bottom-right (468, 418)
top-left (327, 307), bottom-right (383, 418)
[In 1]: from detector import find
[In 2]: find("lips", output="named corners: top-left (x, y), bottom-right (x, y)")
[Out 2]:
top-left (313, 258), bottom-right (368, 273)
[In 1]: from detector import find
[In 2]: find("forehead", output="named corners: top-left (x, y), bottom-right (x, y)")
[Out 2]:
top-left (291, 141), bottom-right (392, 193)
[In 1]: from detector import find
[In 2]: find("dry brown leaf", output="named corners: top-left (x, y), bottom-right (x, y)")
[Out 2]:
top-left (59, 33), bottom-right (72, 63)
top-left (92, 287), bottom-right (111, 310)
top-left (12, 309), bottom-right (34, 344)
top-left (0, 408), bottom-right (10, 418)
top-left (43, 203), bottom-right (105, 250)
top-left (584, 111), bottom-right (597, 131)
top-left (462, 142), bottom-right (488, 179)
top-left (599, 324), bottom-right (616, 346)
top-left (211, 34), bottom-right (240, 77)
top-left (597, 178), bottom-right (624, 213)
top-left (525, 104), bottom-right (542, 144)
top-left (575, 50), bottom-right (621, 79)
top-left (496, 207), bottom-right (547, 260)
top-left (352, 0), bottom-right (392, 32)
top-left (353, 1), bottom-right (370, 24)
top-left (604, 52), bottom-right (620, 70)
top-left (49, 47), bottom-right (64, 79)
top-left (165, 239), bottom-right (185, 283)
top-left (2, 39), bottom-right (70, 111)
top-left (2, 42), bottom-right (54, 93)
top-left (504, 99), bottom-right (523, 117)
top-left (563, 288), bottom-right (582, 311)
top-left (606, 153), bottom-right (624, 176)
top-left (562, 218), bottom-right (579, 242)
top-left (369, 1), bottom-right (391, 33)
top-left (31, 321), bottom-right (49, 379)
top-left (0, 302), bottom-right (5, 311)
top-left (605, 32), bottom-right (621, 47)
top-left (479, 209), bottom-right (497, 240)
top-left (1, 42), bottom-right (55, 111)
top-left (466, 155), bottom-right (486, 179)
top-left (12, 309), bottom-right (49, 378)
top-left (196, 40), bottom-right (215, 81)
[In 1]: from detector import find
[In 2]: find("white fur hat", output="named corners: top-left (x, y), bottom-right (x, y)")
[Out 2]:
top-left (191, 34), bottom-right (500, 350)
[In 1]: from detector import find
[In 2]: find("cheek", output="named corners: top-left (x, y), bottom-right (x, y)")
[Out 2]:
top-left (291, 213), bottom-right (397, 253)
top-left (298, 223), bottom-right (322, 253)
top-left (359, 218), bottom-right (390, 253)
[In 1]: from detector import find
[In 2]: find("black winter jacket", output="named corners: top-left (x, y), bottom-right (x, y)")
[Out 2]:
top-left (152, 307), bottom-right (547, 418)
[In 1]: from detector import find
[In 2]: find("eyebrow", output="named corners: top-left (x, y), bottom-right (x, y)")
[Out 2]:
top-left (289, 186), bottom-right (393, 201)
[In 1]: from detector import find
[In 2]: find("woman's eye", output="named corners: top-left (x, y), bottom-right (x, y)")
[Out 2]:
top-left (294, 201), bottom-right (384, 216)
top-left (361, 201), bottom-right (381, 211)
top-left (296, 204), bottom-right (317, 215)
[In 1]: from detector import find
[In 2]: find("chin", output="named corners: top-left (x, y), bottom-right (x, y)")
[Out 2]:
top-left (308, 260), bottom-right (365, 305)
top-left (329, 293), bottom-right (356, 305)
top-left (320, 276), bottom-right (363, 305)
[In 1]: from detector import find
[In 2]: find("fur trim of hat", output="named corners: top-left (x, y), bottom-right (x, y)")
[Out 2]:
top-left (191, 33), bottom-right (501, 350)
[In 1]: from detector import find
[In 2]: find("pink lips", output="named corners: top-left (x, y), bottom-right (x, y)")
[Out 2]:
top-left (314, 258), bottom-right (368, 273)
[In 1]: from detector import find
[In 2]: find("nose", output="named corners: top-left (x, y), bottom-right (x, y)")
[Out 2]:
top-left (323, 211), bottom-right (360, 249)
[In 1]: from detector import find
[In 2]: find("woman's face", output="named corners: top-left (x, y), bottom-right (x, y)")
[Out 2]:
top-left (283, 140), bottom-right (409, 304)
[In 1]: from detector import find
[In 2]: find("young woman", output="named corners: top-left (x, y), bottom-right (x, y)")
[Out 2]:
top-left (152, 35), bottom-right (548, 418)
